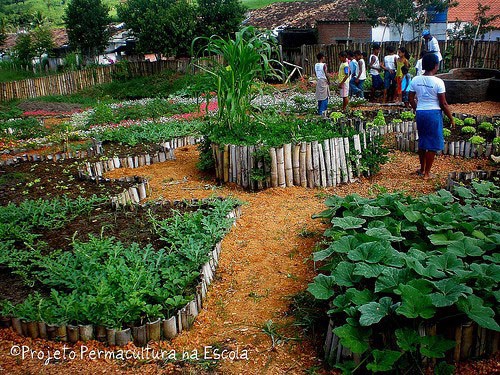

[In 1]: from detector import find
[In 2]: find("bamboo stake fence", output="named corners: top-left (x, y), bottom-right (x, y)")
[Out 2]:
top-left (299, 40), bottom-right (499, 77)
top-left (0, 57), bottom-right (221, 101)
top-left (4, 198), bottom-right (241, 346)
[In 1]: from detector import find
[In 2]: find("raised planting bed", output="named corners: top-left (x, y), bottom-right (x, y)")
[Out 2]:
top-left (394, 113), bottom-right (499, 158)
top-left (436, 68), bottom-right (500, 104)
top-left (308, 182), bottom-right (499, 372)
top-left (0, 197), bottom-right (240, 346)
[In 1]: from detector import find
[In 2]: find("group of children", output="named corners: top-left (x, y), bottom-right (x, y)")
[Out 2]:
top-left (315, 44), bottom-right (427, 114)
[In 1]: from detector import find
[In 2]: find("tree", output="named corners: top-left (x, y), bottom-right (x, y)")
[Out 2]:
top-left (118, 0), bottom-right (197, 58)
top-left (360, 0), bottom-right (455, 41)
top-left (12, 32), bottom-right (32, 67)
top-left (31, 25), bottom-right (54, 71)
top-left (64, 0), bottom-right (110, 63)
top-left (197, 0), bottom-right (246, 39)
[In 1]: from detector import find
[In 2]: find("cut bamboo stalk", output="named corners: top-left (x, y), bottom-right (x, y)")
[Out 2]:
top-left (338, 138), bottom-right (348, 183)
top-left (318, 143), bottom-right (327, 187)
top-left (212, 144), bottom-right (219, 179)
top-left (248, 145), bottom-right (255, 191)
top-left (38, 322), bottom-right (47, 339)
top-left (269, 147), bottom-right (278, 187)
top-left (236, 146), bottom-right (242, 186)
top-left (106, 328), bottom-right (116, 346)
top-left (115, 328), bottom-right (131, 346)
top-left (460, 322), bottom-right (474, 360)
top-left (449, 142), bottom-right (455, 156)
top-left (230, 145), bottom-right (237, 183)
top-left (323, 140), bottom-right (332, 187)
top-left (242, 145), bottom-right (249, 189)
top-left (79, 324), bottom-right (94, 342)
top-left (27, 321), bottom-right (39, 339)
top-left (283, 143), bottom-right (293, 187)
top-left (162, 316), bottom-right (177, 339)
top-left (292, 144), bottom-right (300, 186)
top-left (299, 142), bottom-right (307, 187)
top-left (147, 319), bottom-right (161, 342)
top-left (312, 141), bottom-right (320, 187)
top-left (276, 147), bottom-right (286, 188)
top-left (306, 143), bottom-right (313, 188)
top-left (344, 137), bottom-right (353, 182)
top-left (353, 134), bottom-right (362, 176)
top-left (329, 138), bottom-right (338, 186)
top-left (223, 145), bottom-right (229, 182)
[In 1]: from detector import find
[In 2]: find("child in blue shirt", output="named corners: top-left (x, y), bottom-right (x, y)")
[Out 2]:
top-left (401, 66), bottom-right (411, 108)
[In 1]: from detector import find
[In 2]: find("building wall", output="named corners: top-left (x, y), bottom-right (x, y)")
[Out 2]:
top-left (317, 22), bottom-right (372, 44)
top-left (372, 23), bottom-right (448, 42)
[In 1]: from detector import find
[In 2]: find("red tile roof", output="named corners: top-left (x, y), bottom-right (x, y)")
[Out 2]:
top-left (1, 29), bottom-right (68, 51)
top-left (246, 0), bottom-right (366, 29)
top-left (448, 0), bottom-right (500, 28)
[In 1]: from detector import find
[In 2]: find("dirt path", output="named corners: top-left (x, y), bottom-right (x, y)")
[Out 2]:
top-left (0, 146), bottom-right (495, 374)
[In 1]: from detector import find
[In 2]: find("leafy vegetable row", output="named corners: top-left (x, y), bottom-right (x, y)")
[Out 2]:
top-left (308, 181), bottom-right (499, 373)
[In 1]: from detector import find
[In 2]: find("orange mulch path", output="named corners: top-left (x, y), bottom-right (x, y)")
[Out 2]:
top-left (0, 145), bottom-right (498, 375)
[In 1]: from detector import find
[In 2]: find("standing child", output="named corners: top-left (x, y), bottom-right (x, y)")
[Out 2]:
top-left (354, 50), bottom-right (366, 98)
top-left (396, 47), bottom-right (410, 103)
top-left (338, 51), bottom-right (350, 112)
top-left (347, 51), bottom-right (360, 98)
top-left (401, 66), bottom-right (411, 108)
top-left (315, 52), bottom-right (330, 116)
top-left (381, 46), bottom-right (397, 103)
top-left (369, 44), bottom-right (383, 101)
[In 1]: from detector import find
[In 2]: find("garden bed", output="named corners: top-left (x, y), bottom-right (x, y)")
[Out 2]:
top-left (0, 197), bottom-right (240, 346)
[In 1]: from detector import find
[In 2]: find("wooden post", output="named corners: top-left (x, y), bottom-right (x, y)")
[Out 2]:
top-left (318, 143), bottom-right (327, 187)
top-left (292, 144), bottom-right (301, 186)
top-left (284, 143), bottom-right (293, 187)
top-left (344, 137), bottom-right (353, 182)
top-left (242, 145), bottom-right (249, 189)
top-left (323, 140), bottom-right (332, 187)
top-left (306, 143), bottom-right (314, 188)
top-left (223, 145), bottom-right (229, 182)
top-left (236, 146), bottom-right (242, 186)
top-left (270, 147), bottom-right (278, 187)
top-left (312, 141), bottom-right (320, 187)
top-left (299, 142), bottom-right (307, 187)
top-left (276, 147), bottom-right (286, 188)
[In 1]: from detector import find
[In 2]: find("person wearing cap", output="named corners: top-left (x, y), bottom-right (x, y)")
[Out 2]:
top-left (408, 53), bottom-right (454, 180)
top-left (422, 30), bottom-right (442, 62)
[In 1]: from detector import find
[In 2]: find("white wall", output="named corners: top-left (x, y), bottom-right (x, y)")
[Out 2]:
top-left (372, 23), bottom-right (448, 42)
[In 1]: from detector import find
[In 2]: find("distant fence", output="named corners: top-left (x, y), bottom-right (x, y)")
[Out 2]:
top-left (0, 59), bottom-right (195, 102)
top-left (297, 40), bottom-right (499, 76)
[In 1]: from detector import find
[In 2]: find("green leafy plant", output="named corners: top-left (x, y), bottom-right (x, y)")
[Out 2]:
top-left (463, 117), bottom-right (476, 126)
top-left (372, 110), bottom-right (386, 127)
top-left (493, 137), bottom-right (500, 146)
top-left (443, 128), bottom-right (451, 138)
top-left (192, 26), bottom-right (283, 131)
top-left (469, 135), bottom-right (486, 145)
top-left (330, 111), bottom-right (345, 124)
top-left (310, 184), bottom-right (499, 372)
top-left (461, 126), bottom-right (476, 134)
top-left (478, 121), bottom-right (494, 132)
top-left (400, 111), bottom-right (415, 121)
top-left (453, 118), bottom-right (464, 127)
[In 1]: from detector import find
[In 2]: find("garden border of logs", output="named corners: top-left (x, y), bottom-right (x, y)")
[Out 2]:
top-left (211, 111), bottom-right (499, 191)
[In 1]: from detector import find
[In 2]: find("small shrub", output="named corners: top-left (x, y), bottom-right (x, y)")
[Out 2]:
top-left (454, 118), bottom-right (464, 127)
top-left (478, 121), bottom-right (494, 132)
top-left (393, 118), bottom-right (402, 123)
top-left (469, 135), bottom-right (485, 145)
top-left (443, 128), bottom-right (451, 138)
top-left (463, 117), bottom-right (476, 126)
top-left (493, 137), bottom-right (500, 146)
top-left (400, 111), bottom-right (415, 121)
top-left (373, 110), bottom-right (386, 127)
top-left (461, 126), bottom-right (476, 134)
top-left (329, 111), bottom-right (345, 123)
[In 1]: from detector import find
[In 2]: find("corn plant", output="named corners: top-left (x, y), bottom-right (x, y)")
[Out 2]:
top-left (192, 26), bottom-right (283, 131)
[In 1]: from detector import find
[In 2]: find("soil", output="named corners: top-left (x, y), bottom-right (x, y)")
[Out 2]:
top-left (0, 158), bottom-right (133, 206)
top-left (17, 101), bottom-right (86, 113)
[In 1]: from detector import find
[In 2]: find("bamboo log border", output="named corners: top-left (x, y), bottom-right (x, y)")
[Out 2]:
top-left (0, 138), bottom-right (103, 167)
top-left (323, 319), bottom-right (499, 366)
top-left (212, 136), bottom-right (363, 190)
top-left (1, 198), bottom-right (241, 347)
top-left (446, 170), bottom-right (500, 191)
